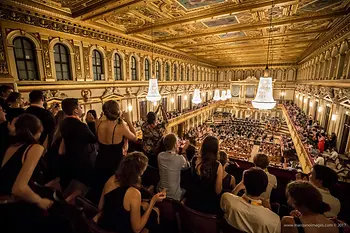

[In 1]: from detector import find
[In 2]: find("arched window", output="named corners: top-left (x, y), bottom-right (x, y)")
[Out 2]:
top-left (173, 64), bottom-right (177, 81)
top-left (156, 61), bottom-right (161, 79)
top-left (13, 37), bottom-right (38, 80)
top-left (180, 66), bottom-right (184, 81)
top-left (186, 67), bottom-right (190, 81)
top-left (145, 59), bottom-right (150, 80)
top-left (92, 50), bottom-right (104, 80)
top-left (131, 56), bottom-right (137, 80)
top-left (165, 63), bottom-right (170, 81)
top-left (114, 53), bottom-right (123, 80)
top-left (54, 44), bottom-right (71, 81)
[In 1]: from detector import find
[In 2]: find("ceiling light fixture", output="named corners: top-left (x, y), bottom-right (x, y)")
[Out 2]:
top-left (192, 88), bottom-right (202, 104)
top-left (213, 89), bottom-right (221, 101)
top-left (252, 1), bottom-right (276, 110)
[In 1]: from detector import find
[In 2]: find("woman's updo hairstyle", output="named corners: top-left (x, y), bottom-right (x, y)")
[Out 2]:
top-left (14, 114), bottom-right (43, 145)
top-left (103, 100), bottom-right (121, 122)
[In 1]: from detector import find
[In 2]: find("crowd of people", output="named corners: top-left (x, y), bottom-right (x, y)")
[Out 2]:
top-left (0, 84), bottom-right (347, 233)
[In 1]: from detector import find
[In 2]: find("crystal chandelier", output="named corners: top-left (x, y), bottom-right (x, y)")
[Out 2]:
top-left (213, 89), bottom-right (221, 101)
top-left (221, 90), bottom-right (227, 101)
top-left (252, 77), bottom-right (276, 110)
top-left (146, 24), bottom-right (161, 102)
top-left (226, 89), bottom-right (232, 99)
top-left (252, 2), bottom-right (276, 110)
top-left (192, 88), bottom-right (202, 104)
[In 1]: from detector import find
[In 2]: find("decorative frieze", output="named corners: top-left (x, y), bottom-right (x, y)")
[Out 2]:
top-left (0, 27), bottom-right (9, 74)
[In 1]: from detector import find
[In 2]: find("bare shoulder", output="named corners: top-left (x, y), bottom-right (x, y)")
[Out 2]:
top-left (26, 144), bottom-right (44, 157)
top-left (281, 216), bottom-right (294, 225)
top-left (126, 187), bottom-right (141, 198)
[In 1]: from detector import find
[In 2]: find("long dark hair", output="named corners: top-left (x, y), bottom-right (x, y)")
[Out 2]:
top-left (52, 110), bottom-right (66, 144)
top-left (286, 181), bottom-right (330, 214)
top-left (199, 135), bottom-right (219, 179)
top-left (14, 114), bottom-right (43, 145)
top-left (115, 152), bottom-right (148, 188)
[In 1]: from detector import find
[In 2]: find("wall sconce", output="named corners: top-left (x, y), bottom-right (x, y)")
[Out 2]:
top-left (299, 96), bottom-right (302, 101)
top-left (346, 111), bottom-right (349, 115)
top-left (304, 99), bottom-right (307, 104)
top-left (171, 97), bottom-right (175, 103)
top-left (331, 114), bottom-right (337, 121)
top-left (127, 104), bottom-right (133, 112)
top-left (326, 103), bottom-right (330, 107)
top-left (184, 95), bottom-right (188, 101)
top-left (318, 107), bottom-right (322, 112)
top-left (202, 92), bottom-right (206, 97)
top-left (315, 99), bottom-right (319, 102)
top-left (153, 101), bottom-right (157, 106)
top-left (309, 101), bottom-right (313, 107)
top-left (295, 93), bottom-right (299, 97)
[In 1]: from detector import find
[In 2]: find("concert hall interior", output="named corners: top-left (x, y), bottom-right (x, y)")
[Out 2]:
top-left (0, 0), bottom-right (350, 233)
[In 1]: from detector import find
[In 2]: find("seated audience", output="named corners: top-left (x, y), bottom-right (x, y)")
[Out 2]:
top-left (308, 165), bottom-right (341, 217)
top-left (0, 84), bottom-right (13, 110)
top-left (282, 181), bottom-right (340, 233)
top-left (25, 90), bottom-right (55, 148)
top-left (157, 133), bottom-right (189, 201)
top-left (60, 98), bottom-right (96, 189)
top-left (233, 153), bottom-right (277, 209)
top-left (185, 135), bottom-right (223, 214)
top-left (141, 104), bottom-right (168, 167)
top-left (221, 167), bottom-right (280, 233)
top-left (219, 151), bottom-right (236, 193)
top-left (315, 154), bottom-right (325, 165)
top-left (97, 152), bottom-right (165, 233)
top-left (86, 109), bottom-right (97, 136)
top-left (94, 100), bottom-right (137, 201)
top-left (5, 92), bottom-right (25, 123)
top-left (0, 114), bottom-right (53, 233)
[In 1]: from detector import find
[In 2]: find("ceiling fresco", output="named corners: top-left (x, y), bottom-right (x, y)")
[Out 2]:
top-left (21, 0), bottom-right (350, 65)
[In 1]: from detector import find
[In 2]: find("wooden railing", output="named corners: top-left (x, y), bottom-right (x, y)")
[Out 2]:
top-left (281, 105), bottom-right (313, 174)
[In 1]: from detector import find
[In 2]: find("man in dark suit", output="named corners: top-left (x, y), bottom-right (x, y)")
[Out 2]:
top-left (60, 98), bottom-right (96, 188)
top-left (25, 90), bottom-right (55, 148)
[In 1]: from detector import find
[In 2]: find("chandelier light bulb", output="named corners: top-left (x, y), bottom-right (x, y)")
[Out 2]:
top-left (221, 90), bottom-right (227, 101)
top-left (213, 89), bottom-right (221, 101)
top-left (226, 89), bottom-right (232, 99)
top-left (318, 106), bottom-right (322, 112)
top-left (171, 97), bottom-right (175, 103)
top-left (153, 101), bottom-right (157, 106)
top-left (184, 95), bottom-right (188, 100)
top-left (192, 89), bottom-right (202, 104)
top-left (304, 99), bottom-right (307, 104)
top-left (146, 78), bottom-right (161, 102)
top-left (127, 104), bottom-right (133, 112)
top-left (296, 93), bottom-right (299, 97)
top-left (299, 96), bottom-right (302, 101)
top-left (309, 101), bottom-right (313, 107)
top-left (331, 114), bottom-right (337, 121)
top-left (252, 77), bottom-right (276, 110)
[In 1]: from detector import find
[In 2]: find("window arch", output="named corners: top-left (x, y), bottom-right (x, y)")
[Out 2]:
top-left (165, 63), bottom-right (170, 81)
top-left (54, 43), bottom-right (71, 81)
top-left (156, 61), bottom-right (161, 79)
top-left (13, 37), bottom-right (38, 80)
top-left (173, 64), bottom-right (177, 81)
top-left (145, 58), bottom-right (150, 80)
top-left (180, 66), bottom-right (184, 81)
top-left (131, 56), bottom-right (137, 80)
top-left (114, 53), bottom-right (123, 80)
top-left (92, 50), bottom-right (104, 80)
top-left (186, 67), bottom-right (190, 81)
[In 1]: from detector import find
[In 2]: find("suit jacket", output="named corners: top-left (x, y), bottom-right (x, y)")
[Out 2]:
top-left (60, 117), bottom-right (97, 186)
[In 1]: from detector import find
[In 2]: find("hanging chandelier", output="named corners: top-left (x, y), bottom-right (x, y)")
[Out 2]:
top-left (226, 89), bottom-right (232, 99)
top-left (146, 24), bottom-right (161, 102)
top-left (192, 88), bottom-right (202, 104)
top-left (221, 90), bottom-right (227, 101)
top-left (252, 2), bottom-right (276, 110)
top-left (213, 89), bottom-right (221, 101)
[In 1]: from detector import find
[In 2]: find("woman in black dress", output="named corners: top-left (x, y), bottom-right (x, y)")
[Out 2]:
top-left (94, 100), bottom-right (137, 201)
top-left (219, 151), bottom-right (236, 193)
top-left (185, 135), bottom-right (223, 214)
top-left (0, 114), bottom-right (53, 233)
top-left (97, 152), bottom-right (165, 233)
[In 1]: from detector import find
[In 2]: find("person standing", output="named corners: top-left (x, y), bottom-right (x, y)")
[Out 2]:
top-left (60, 98), bottom-right (97, 189)
top-left (157, 133), bottom-right (189, 201)
top-left (0, 84), bottom-right (13, 110)
top-left (5, 92), bottom-right (25, 123)
top-left (25, 90), bottom-right (55, 148)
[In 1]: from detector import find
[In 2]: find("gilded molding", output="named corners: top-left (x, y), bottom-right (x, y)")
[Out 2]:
top-left (0, 26), bottom-right (9, 74)
top-left (41, 39), bottom-right (52, 79)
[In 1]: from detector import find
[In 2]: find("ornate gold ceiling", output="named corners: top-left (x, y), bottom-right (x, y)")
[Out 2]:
top-left (8, 0), bottom-right (350, 66)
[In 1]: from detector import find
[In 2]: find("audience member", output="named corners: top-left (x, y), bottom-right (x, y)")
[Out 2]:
top-left (157, 133), bottom-right (189, 201)
top-left (185, 144), bottom-right (196, 162)
top-left (185, 135), bottom-right (223, 214)
top-left (142, 104), bottom-right (168, 167)
top-left (0, 105), bottom-right (10, 162)
top-left (308, 165), bottom-right (341, 217)
top-left (5, 92), bottom-right (25, 123)
top-left (282, 181), bottom-right (340, 233)
top-left (94, 100), bottom-right (137, 201)
top-left (233, 153), bottom-right (277, 209)
top-left (25, 90), bottom-right (55, 148)
top-left (219, 151), bottom-right (236, 193)
top-left (221, 167), bottom-right (280, 233)
top-left (97, 152), bottom-right (165, 233)
top-left (86, 109), bottom-right (97, 135)
top-left (60, 98), bottom-right (96, 189)
top-left (0, 84), bottom-right (13, 110)
top-left (0, 114), bottom-right (53, 233)
top-left (315, 154), bottom-right (325, 165)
